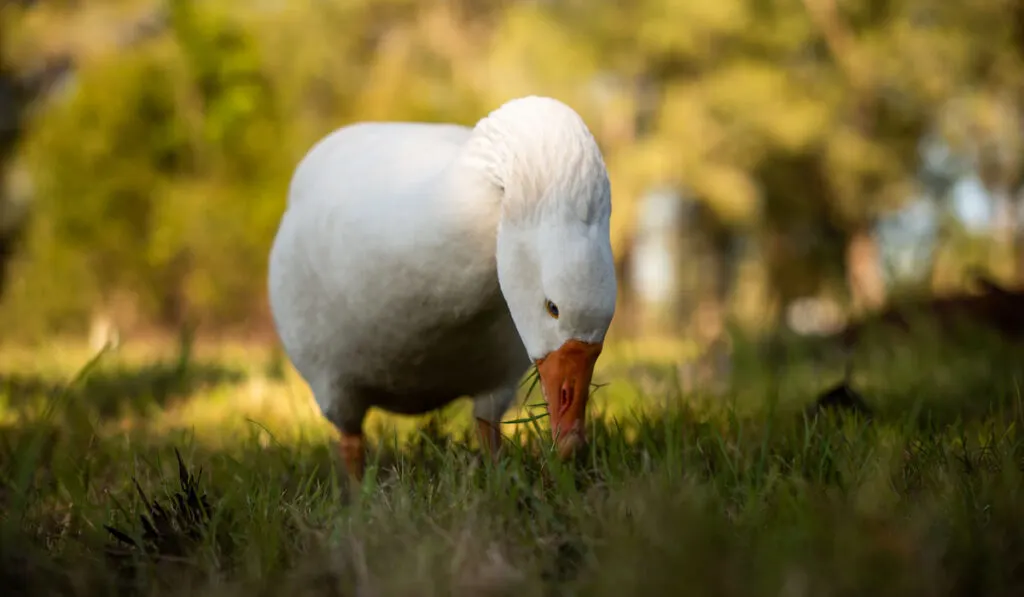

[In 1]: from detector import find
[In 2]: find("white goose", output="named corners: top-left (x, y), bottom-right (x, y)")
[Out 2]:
top-left (268, 96), bottom-right (617, 479)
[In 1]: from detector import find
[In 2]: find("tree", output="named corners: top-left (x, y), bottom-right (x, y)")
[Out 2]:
top-left (5, 0), bottom-right (1024, 342)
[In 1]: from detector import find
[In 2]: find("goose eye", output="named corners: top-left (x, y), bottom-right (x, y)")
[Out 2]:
top-left (545, 299), bottom-right (560, 319)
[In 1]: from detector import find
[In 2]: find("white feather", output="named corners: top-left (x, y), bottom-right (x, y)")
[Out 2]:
top-left (268, 96), bottom-right (616, 434)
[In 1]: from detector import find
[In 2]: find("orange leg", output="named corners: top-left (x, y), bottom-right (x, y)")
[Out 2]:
top-left (476, 418), bottom-right (503, 461)
top-left (339, 432), bottom-right (365, 481)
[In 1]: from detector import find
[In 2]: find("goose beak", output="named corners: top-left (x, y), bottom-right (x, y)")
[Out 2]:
top-left (535, 339), bottom-right (603, 459)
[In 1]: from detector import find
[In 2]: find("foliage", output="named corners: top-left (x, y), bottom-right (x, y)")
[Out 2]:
top-left (1, 0), bottom-right (1024, 337)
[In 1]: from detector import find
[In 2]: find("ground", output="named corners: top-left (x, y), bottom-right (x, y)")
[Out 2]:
top-left (1, 326), bottom-right (1023, 596)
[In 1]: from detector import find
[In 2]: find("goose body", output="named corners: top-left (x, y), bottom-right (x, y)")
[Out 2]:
top-left (268, 97), bottom-right (617, 478)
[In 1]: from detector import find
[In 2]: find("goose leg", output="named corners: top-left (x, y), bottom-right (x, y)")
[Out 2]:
top-left (338, 430), bottom-right (365, 481)
top-left (323, 383), bottom-right (369, 482)
top-left (472, 386), bottom-right (517, 460)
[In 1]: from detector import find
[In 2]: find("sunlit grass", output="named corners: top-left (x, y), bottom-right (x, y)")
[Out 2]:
top-left (2, 329), bottom-right (1024, 595)
top-left (0, 336), bottom-right (682, 450)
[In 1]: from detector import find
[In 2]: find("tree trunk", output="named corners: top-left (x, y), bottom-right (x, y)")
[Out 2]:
top-left (1014, 188), bottom-right (1024, 284)
top-left (991, 187), bottom-right (1016, 248)
top-left (614, 231), bottom-right (641, 339)
top-left (845, 227), bottom-right (886, 314)
top-left (88, 309), bottom-right (119, 352)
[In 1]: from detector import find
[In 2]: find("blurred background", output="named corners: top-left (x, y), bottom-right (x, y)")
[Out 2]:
top-left (1, 0), bottom-right (1022, 372)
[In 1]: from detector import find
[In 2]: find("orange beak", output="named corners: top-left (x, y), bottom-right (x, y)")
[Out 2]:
top-left (535, 339), bottom-right (603, 459)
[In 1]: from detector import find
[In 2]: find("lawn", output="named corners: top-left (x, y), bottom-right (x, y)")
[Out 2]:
top-left (1, 327), bottom-right (1023, 596)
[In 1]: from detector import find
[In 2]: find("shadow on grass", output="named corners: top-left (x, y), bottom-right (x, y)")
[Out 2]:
top-left (0, 359), bottom-right (246, 422)
top-left (720, 316), bottom-right (1024, 431)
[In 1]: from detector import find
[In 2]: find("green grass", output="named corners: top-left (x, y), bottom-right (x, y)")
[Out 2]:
top-left (2, 328), bottom-right (1024, 596)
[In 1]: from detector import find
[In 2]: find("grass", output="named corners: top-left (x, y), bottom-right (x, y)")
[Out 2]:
top-left (2, 326), bottom-right (1024, 596)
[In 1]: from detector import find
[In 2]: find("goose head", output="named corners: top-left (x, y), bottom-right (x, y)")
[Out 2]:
top-left (470, 96), bottom-right (617, 458)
